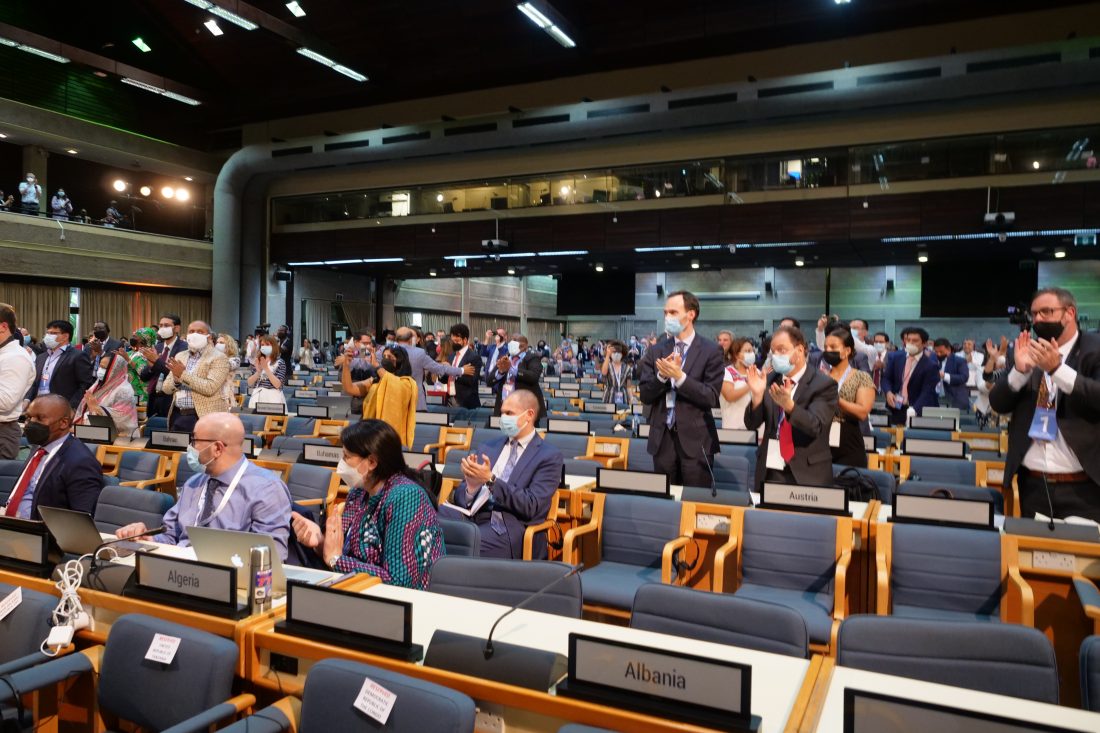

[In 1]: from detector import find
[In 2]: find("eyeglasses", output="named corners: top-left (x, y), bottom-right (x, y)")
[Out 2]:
top-left (1029, 307), bottom-right (1067, 320)
top-left (188, 436), bottom-right (219, 447)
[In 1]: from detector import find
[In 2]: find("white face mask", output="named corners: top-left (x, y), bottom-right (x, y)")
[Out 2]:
top-left (336, 458), bottom-right (365, 490)
top-left (742, 351), bottom-right (756, 367)
top-left (507, 340), bottom-right (521, 356)
top-left (874, 342), bottom-right (887, 354)
top-left (904, 342), bottom-right (921, 357)
top-left (215, 342), bottom-right (227, 353)
top-left (158, 326), bottom-right (174, 340)
top-left (186, 332), bottom-right (208, 352)
top-left (96, 367), bottom-right (107, 381)
top-left (260, 345), bottom-right (273, 357)
top-left (42, 333), bottom-right (59, 350)
top-left (611, 352), bottom-right (622, 363)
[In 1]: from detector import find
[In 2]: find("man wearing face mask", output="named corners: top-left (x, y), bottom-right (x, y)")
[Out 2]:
top-left (490, 334), bottom-right (545, 419)
top-left (482, 328), bottom-right (509, 384)
top-left (23, 319), bottom-right (95, 409)
top-left (881, 327), bottom-right (940, 426)
top-left (744, 325), bottom-right (839, 491)
top-left (395, 326), bottom-right (469, 411)
top-left (442, 390), bottom-right (563, 559)
top-left (991, 287), bottom-right (1100, 521)
top-left (84, 320), bottom-right (124, 363)
top-left (3, 395), bottom-right (104, 520)
top-left (18, 172), bottom-right (41, 216)
top-left (162, 321), bottom-right (231, 433)
top-left (933, 339), bottom-right (970, 409)
top-left (115, 412), bottom-right (292, 558)
top-left (639, 291), bottom-right (725, 487)
top-left (814, 316), bottom-right (873, 373)
top-left (275, 324), bottom-right (294, 365)
top-left (0, 303), bottom-right (35, 460)
top-left (139, 313), bottom-right (187, 418)
top-left (871, 332), bottom-right (891, 391)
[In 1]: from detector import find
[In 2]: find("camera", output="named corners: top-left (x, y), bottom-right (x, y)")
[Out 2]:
top-left (1007, 305), bottom-right (1032, 329)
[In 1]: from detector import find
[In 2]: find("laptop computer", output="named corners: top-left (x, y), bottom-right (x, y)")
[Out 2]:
top-left (187, 525), bottom-right (326, 597)
top-left (37, 506), bottom-right (154, 557)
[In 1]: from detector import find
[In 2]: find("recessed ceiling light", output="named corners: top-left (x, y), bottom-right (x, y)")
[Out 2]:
top-left (66, 148), bottom-right (78, 155)
top-left (204, 19), bottom-right (224, 36)
top-left (0, 133), bottom-right (7, 139)
top-left (690, 259), bottom-right (700, 269)
top-left (1032, 160), bottom-right (1041, 170)
top-left (594, 263), bottom-right (604, 272)
top-left (183, 176), bottom-right (193, 182)
top-left (917, 253), bottom-right (929, 263)
top-left (1054, 248), bottom-right (1067, 259)
top-left (93, 70), bottom-right (108, 78)
top-left (507, 267), bottom-right (516, 275)
top-left (429, 269), bottom-right (437, 277)
top-left (162, 186), bottom-right (175, 199)
top-left (113, 180), bottom-right (127, 192)
top-left (794, 257), bottom-right (805, 267)
top-left (139, 186), bottom-right (152, 196)
top-left (132, 37), bottom-right (152, 53)
top-left (286, 1), bottom-right (306, 17)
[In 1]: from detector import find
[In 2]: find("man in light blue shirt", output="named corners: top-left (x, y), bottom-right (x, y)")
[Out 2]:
top-left (116, 412), bottom-right (292, 558)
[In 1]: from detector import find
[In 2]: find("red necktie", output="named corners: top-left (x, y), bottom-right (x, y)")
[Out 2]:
top-left (778, 378), bottom-right (796, 462)
top-left (6, 448), bottom-right (47, 516)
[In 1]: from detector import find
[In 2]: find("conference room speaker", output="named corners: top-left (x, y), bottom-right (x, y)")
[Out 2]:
top-left (423, 629), bottom-right (567, 691)
top-left (274, 270), bottom-right (292, 281)
top-left (656, 284), bottom-right (664, 297)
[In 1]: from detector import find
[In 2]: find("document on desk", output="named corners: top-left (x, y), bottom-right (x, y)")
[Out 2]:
top-left (440, 485), bottom-right (490, 517)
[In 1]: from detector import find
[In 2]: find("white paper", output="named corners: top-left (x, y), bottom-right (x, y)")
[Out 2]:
top-left (828, 421), bottom-right (841, 448)
top-left (440, 485), bottom-right (491, 517)
top-left (144, 633), bottom-right (182, 665)
top-left (766, 440), bottom-right (786, 470)
top-left (0, 587), bottom-right (22, 623)
top-left (353, 676), bottom-right (396, 724)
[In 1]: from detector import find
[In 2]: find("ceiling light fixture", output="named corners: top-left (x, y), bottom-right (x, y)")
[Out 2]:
top-left (203, 19), bottom-right (224, 36)
top-left (0, 133), bottom-right (7, 138)
top-left (183, 176), bottom-right (193, 182)
top-left (917, 253), bottom-right (929, 263)
top-left (65, 148), bottom-right (78, 154)
top-left (1032, 160), bottom-right (1041, 170)
top-left (162, 186), bottom-right (175, 199)
top-left (176, 189), bottom-right (190, 202)
top-left (594, 263), bottom-right (604, 272)
top-left (297, 47), bottom-right (368, 82)
top-left (690, 259), bottom-right (700, 269)
top-left (1054, 248), bottom-right (1067, 259)
top-left (507, 267), bottom-right (516, 275)
top-left (132, 37), bottom-right (152, 53)
top-left (0, 36), bottom-right (70, 63)
top-left (112, 180), bottom-right (127, 192)
top-left (516, 2), bottom-right (576, 48)
top-left (139, 186), bottom-right (152, 197)
top-left (286, 1), bottom-right (306, 17)
top-left (120, 77), bottom-right (201, 105)
top-left (361, 258), bottom-right (404, 263)
top-left (794, 257), bottom-right (805, 267)
top-left (537, 250), bottom-right (588, 257)
top-left (429, 269), bottom-right (438, 277)
top-left (183, 0), bottom-right (258, 30)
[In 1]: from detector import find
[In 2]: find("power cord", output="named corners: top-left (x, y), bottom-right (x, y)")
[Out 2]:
top-left (42, 554), bottom-right (95, 656)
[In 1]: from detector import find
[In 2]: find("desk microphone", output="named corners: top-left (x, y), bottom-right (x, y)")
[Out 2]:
top-left (484, 563), bottom-right (583, 660)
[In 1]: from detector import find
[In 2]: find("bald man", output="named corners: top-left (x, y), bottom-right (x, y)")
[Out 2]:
top-left (441, 389), bottom-right (563, 559)
top-left (162, 320), bottom-right (231, 433)
top-left (116, 412), bottom-right (292, 558)
top-left (3, 395), bottom-right (104, 520)
top-left (395, 326), bottom-right (471, 410)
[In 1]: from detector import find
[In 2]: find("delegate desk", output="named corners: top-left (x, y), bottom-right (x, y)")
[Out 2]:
top-left (799, 659), bottom-right (1100, 732)
top-left (246, 580), bottom-right (819, 733)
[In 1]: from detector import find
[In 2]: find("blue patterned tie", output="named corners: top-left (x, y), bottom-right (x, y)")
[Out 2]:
top-left (666, 341), bottom-right (686, 429)
top-left (491, 440), bottom-right (521, 535)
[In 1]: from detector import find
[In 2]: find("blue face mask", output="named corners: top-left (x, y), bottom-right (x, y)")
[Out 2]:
top-left (771, 353), bottom-right (793, 375)
top-left (185, 444), bottom-right (212, 474)
top-left (664, 316), bottom-right (684, 337)
top-left (500, 412), bottom-right (525, 439)
top-left (22, 334), bottom-right (31, 345)
top-left (385, 340), bottom-right (395, 349)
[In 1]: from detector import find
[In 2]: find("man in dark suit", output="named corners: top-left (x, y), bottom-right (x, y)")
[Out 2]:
top-left (395, 327), bottom-right (468, 411)
top-left (24, 319), bottom-right (95, 409)
top-left (442, 390), bottom-right (563, 559)
top-left (4, 394), bottom-right (103, 520)
top-left (880, 326), bottom-right (940, 425)
top-left (639, 291), bottom-right (725, 487)
top-left (745, 325), bottom-right (839, 490)
top-left (990, 287), bottom-right (1100, 521)
top-left (84, 320), bottom-right (124, 363)
top-left (275, 324), bottom-right (294, 365)
top-left (138, 313), bottom-right (188, 418)
top-left (933, 338), bottom-right (971, 409)
top-left (489, 334), bottom-right (546, 420)
top-left (481, 328), bottom-right (508, 384)
top-left (447, 323), bottom-right (484, 416)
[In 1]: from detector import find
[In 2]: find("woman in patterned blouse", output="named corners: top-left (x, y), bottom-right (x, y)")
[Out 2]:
top-left (289, 419), bottom-right (445, 588)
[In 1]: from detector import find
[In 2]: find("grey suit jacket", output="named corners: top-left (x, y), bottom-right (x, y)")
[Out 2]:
top-left (404, 344), bottom-right (462, 411)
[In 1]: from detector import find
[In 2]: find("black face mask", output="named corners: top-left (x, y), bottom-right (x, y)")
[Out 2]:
top-left (383, 358), bottom-right (398, 371)
top-left (23, 420), bottom-right (51, 446)
top-left (129, 338), bottom-right (140, 348)
top-left (1032, 320), bottom-right (1065, 342)
top-left (93, 330), bottom-right (108, 341)
top-left (822, 350), bottom-right (843, 367)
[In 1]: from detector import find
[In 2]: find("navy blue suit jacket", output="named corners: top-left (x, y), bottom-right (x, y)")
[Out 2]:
top-left (25, 346), bottom-right (95, 408)
top-left (447, 433), bottom-right (563, 559)
top-left (881, 351), bottom-right (940, 414)
top-left (26, 435), bottom-right (105, 520)
top-left (938, 353), bottom-right (970, 407)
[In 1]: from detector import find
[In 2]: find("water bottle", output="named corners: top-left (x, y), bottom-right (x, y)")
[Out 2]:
top-left (249, 545), bottom-right (272, 614)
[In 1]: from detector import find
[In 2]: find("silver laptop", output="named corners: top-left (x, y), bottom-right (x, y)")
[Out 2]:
top-left (187, 525), bottom-right (320, 597)
top-left (37, 506), bottom-right (153, 557)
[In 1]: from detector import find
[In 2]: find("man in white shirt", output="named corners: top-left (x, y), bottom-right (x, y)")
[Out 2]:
top-left (0, 303), bottom-right (35, 459)
top-left (961, 338), bottom-right (985, 388)
top-left (815, 316), bottom-right (873, 373)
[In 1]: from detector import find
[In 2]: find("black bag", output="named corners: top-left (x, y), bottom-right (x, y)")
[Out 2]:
top-left (408, 458), bottom-right (442, 508)
top-left (833, 467), bottom-right (879, 503)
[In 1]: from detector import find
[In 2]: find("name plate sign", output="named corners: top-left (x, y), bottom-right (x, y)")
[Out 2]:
top-left (0, 517), bottom-right (50, 573)
top-left (487, 415), bottom-right (501, 428)
top-left (863, 435), bottom-right (876, 452)
top-left (278, 582), bottom-right (420, 660)
top-left (893, 493), bottom-right (994, 529)
top-left (73, 424), bottom-right (112, 445)
top-left (415, 411), bottom-right (450, 426)
top-left (297, 404), bottom-right (331, 419)
top-left (908, 415), bottom-right (958, 431)
top-left (560, 634), bottom-right (753, 731)
top-left (843, 689), bottom-right (1084, 733)
top-left (254, 401), bottom-right (286, 415)
top-left (302, 443), bottom-right (341, 466)
top-left (903, 438), bottom-right (965, 458)
top-left (637, 423), bottom-right (651, 438)
top-left (293, 389), bottom-right (318, 399)
top-left (285, 379), bottom-right (306, 387)
top-left (324, 380), bottom-right (343, 390)
top-left (597, 468), bottom-right (670, 498)
top-left (241, 435), bottom-right (262, 457)
top-left (548, 418), bottom-right (589, 435)
top-left (584, 403), bottom-right (615, 414)
top-left (579, 378), bottom-right (597, 385)
top-left (760, 482), bottom-right (849, 515)
top-left (149, 430), bottom-right (190, 451)
top-left (717, 428), bottom-right (757, 445)
top-left (135, 553), bottom-right (236, 608)
top-left (557, 390), bottom-right (580, 399)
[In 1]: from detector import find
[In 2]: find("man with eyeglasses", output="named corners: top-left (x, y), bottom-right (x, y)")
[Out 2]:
top-left (991, 287), bottom-right (1100, 522)
top-left (115, 412), bottom-right (292, 558)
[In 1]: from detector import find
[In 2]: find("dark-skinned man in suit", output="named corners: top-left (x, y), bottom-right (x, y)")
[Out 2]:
top-left (447, 323), bottom-right (484, 419)
top-left (639, 290), bottom-right (725, 487)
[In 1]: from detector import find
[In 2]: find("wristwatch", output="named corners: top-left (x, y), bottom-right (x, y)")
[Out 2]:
top-left (485, 473), bottom-right (497, 490)
top-left (327, 554), bottom-right (341, 569)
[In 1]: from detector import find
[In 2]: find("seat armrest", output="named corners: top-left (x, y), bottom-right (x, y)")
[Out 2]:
top-left (216, 700), bottom-right (298, 733)
top-left (1006, 565), bottom-right (1035, 626)
top-left (661, 534), bottom-right (694, 585)
top-left (834, 549), bottom-right (852, 621)
top-left (712, 535), bottom-right (738, 593)
top-left (1073, 576), bottom-right (1100, 633)
top-left (561, 521), bottom-right (599, 565)
top-left (295, 498), bottom-right (324, 507)
top-left (573, 455), bottom-right (614, 468)
top-left (875, 549), bottom-right (890, 615)
top-left (159, 694), bottom-right (257, 733)
top-left (0, 649), bottom-right (71, 677)
top-left (121, 475), bottom-right (177, 492)
top-left (0, 647), bottom-right (99, 703)
top-left (523, 519), bottom-right (557, 560)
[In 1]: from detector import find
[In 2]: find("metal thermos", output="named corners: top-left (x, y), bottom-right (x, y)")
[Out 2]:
top-left (249, 545), bottom-right (272, 614)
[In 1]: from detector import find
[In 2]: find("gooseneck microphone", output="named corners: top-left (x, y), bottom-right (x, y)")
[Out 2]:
top-left (483, 563), bottom-right (583, 660)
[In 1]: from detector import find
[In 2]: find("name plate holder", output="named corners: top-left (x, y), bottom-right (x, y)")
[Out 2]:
top-left (276, 582), bottom-right (422, 662)
top-left (425, 394), bottom-right (447, 406)
top-left (597, 468), bottom-right (671, 498)
top-left (402, 451), bottom-right (435, 471)
top-left (558, 633), bottom-right (757, 732)
top-left (293, 389), bottom-right (318, 399)
top-left (903, 438), bottom-right (966, 458)
top-left (73, 424), bottom-right (114, 445)
top-left (241, 435), bottom-right (262, 458)
top-left (842, 688), bottom-right (1081, 733)
top-left (324, 380), bottom-right (342, 390)
top-left (127, 553), bottom-right (244, 618)
top-left (254, 401), bottom-right (286, 416)
top-left (893, 492), bottom-right (994, 530)
top-left (556, 390), bottom-right (580, 399)
top-left (907, 415), bottom-right (958, 431)
top-left (548, 418), bottom-right (589, 435)
top-left (759, 482), bottom-right (849, 516)
top-left (415, 411), bottom-right (450, 426)
top-left (487, 415), bottom-right (501, 428)
top-left (149, 430), bottom-right (191, 451)
top-left (0, 517), bottom-right (52, 577)
top-left (583, 403), bottom-right (615, 414)
top-left (285, 379), bottom-right (306, 387)
top-left (637, 423), bottom-right (651, 438)
top-left (302, 443), bottom-right (341, 466)
top-left (717, 428), bottom-right (757, 445)
top-left (863, 435), bottom-right (877, 452)
top-left (296, 404), bottom-right (331, 419)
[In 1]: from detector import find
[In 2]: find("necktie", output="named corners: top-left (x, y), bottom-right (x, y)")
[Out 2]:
top-left (778, 378), bottom-right (796, 462)
top-left (198, 477), bottom-right (221, 524)
top-left (900, 356), bottom-right (917, 403)
top-left (491, 440), bottom-right (522, 535)
top-left (665, 341), bottom-right (686, 428)
top-left (5, 448), bottom-right (47, 517)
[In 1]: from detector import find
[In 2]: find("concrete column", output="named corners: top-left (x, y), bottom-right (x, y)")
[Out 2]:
top-left (519, 276), bottom-right (529, 334)
top-left (460, 277), bottom-right (470, 323)
top-left (21, 146), bottom-right (48, 214)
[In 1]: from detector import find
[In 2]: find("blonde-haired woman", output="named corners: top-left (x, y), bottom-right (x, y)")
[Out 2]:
top-left (216, 333), bottom-right (241, 410)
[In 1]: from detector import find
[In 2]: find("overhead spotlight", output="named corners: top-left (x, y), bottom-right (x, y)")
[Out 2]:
top-left (834, 0), bottom-right (851, 4)
top-left (690, 259), bottom-right (700, 269)
top-left (204, 19), bottom-right (224, 36)
top-left (862, 199), bottom-right (869, 209)
top-left (161, 186), bottom-right (175, 199)
top-left (611, 215), bottom-right (618, 223)
top-left (183, 176), bottom-right (193, 181)
top-left (917, 253), bottom-right (929, 263)
top-left (430, 226), bottom-right (436, 233)
top-left (594, 263), bottom-right (604, 272)
top-left (285, 1), bottom-right (306, 17)
top-left (507, 267), bottom-right (516, 275)
top-left (112, 179), bottom-right (127, 192)
top-left (1054, 248), bottom-right (1067, 259)
top-left (65, 148), bottom-right (78, 155)
top-left (139, 185), bottom-right (152, 197)
top-left (560, 185), bottom-right (570, 196)
top-left (654, 190), bottom-right (661, 198)
top-left (794, 257), bottom-right (805, 267)
top-left (429, 268), bottom-right (438, 277)
top-left (436, 193), bottom-right (444, 202)
top-left (176, 188), bottom-right (190, 202)
top-left (1032, 160), bottom-right (1041, 170)
top-left (0, 133), bottom-right (7, 138)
